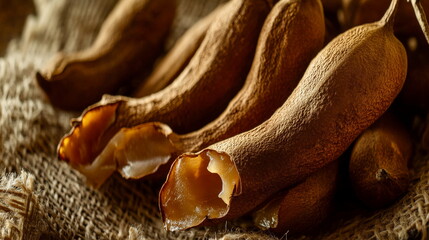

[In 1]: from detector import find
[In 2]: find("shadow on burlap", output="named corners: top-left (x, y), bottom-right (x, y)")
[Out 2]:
top-left (0, 0), bottom-right (428, 239)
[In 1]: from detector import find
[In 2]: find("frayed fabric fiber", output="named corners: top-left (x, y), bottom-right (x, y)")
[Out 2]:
top-left (1, 0), bottom-right (429, 239)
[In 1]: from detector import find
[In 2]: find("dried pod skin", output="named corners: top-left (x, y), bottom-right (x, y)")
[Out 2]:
top-left (349, 113), bottom-right (413, 208)
top-left (74, 0), bottom-right (325, 183)
top-left (36, 0), bottom-right (176, 111)
top-left (160, 0), bottom-right (407, 230)
top-left (132, 3), bottom-right (224, 97)
top-left (253, 161), bottom-right (339, 236)
top-left (178, 0), bottom-right (325, 153)
top-left (343, 0), bottom-right (429, 39)
top-left (57, 0), bottom-right (271, 187)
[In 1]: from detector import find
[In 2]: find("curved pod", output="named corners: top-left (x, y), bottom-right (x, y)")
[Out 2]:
top-left (160, 0), bottom-right (407, 231)
top-left (58, 0), bottom-right (272, 187)
top-left (349, 113), bottom-right (413, 208)
top-left (133, 4), bottom-right (224, 97)
top-left (179, 0), bottom-right (325, 153)
top-left (253, 161), bottom-right (339, 236)
top-left (36, 0), bottom-right (176, 110)
top-left (102, 0), bottom-right (326, 181)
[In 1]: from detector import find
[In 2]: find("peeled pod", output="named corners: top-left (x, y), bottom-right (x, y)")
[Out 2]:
top-left (57, 0), bottom-right (272, 187)
top-left (178, 0), bottom-right (325, 154)
top-left (160, 0), bottom-right (407, 231)
top-left (103, 0), bottom-right (326, 182)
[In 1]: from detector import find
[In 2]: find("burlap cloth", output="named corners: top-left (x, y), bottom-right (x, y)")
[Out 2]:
top-left (1, 0), bottom-right (429, 239)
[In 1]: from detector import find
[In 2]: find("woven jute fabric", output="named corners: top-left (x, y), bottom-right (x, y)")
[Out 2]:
top-left (0, 172), bottom-right (46, 240)
top-left (1, 0), bottom-right (429, 239)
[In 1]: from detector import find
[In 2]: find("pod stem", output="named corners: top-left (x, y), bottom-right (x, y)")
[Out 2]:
top-left (381, 0), bottom-right (400, 29)
top-left (409, 0), bottom-right (429, 44)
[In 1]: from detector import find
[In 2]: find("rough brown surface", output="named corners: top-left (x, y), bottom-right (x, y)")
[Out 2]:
top-left (161, 0), bottom-right (407, 226)
top-left (57, 0), bottom-right (271, 176)
top-left (350, 113), bottom-right (413, 208)
top-left (92, 0), bottom-right (326, 184)
top-left (132, 4), bottom-right (221, 98)
top-left (1, 0), bottom-right (429, 239)
top-left (178, 0), bottom-right (326, 152)
top-left (36, 0), bottom-right (177, 111)
top-left (253, 161), bottom-right (339, 236)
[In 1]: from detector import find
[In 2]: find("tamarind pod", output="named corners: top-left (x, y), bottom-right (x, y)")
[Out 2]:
top-left (36, 0), bottom-right (176, 111)
top-left (160, 0), bottom-right (407, 231)
top-left (342, 0), bottom-right (429, 39)
top-left (132, 4), bottom-right (223, 98)
top-left (253, 161), bottom-right (339, 236)
top-left (91, 0), bottom-right (325, 183)
top-left (349, 113), bottom-right (413, 208)
top-left (175, 0), bottom-right (326, 154)
top-left (57, 0), bottom-right (272, 187)
top-left (180, 0), bottom-right (325, 150)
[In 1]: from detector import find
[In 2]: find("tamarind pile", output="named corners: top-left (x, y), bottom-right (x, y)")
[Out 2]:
top-left (56, 0), bottom-right (271, 187)
top-left (38, 0), bottom-right (429, 237)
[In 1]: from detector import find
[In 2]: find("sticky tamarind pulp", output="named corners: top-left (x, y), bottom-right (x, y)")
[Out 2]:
top-left (160, 0), bottom-right (407, 230)
top-left (349, 113), bottom-right (413, 208)
top-left (36, 0), bottom-right (176, 110)
top-left (100, 0), bottom-right (325, 181)
top-left (58, 0), bottom-right (271, 187)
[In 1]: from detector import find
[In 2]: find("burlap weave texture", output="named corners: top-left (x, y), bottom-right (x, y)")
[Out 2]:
top-left (1, 0), bottom-right (429, 239)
